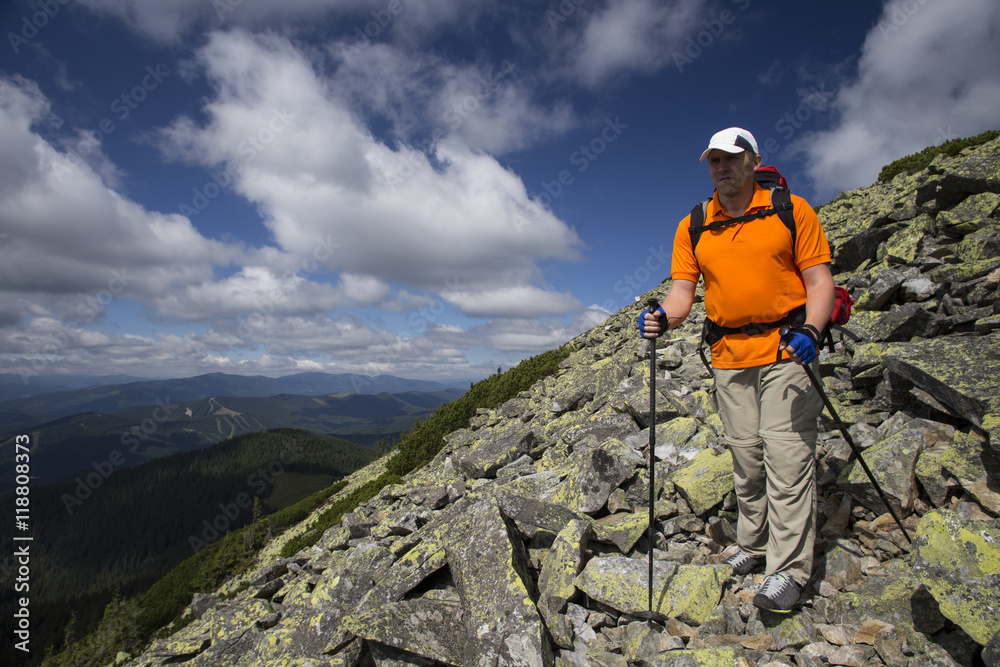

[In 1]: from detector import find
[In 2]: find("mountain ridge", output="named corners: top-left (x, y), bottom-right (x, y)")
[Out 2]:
top-left (0, 388), bottom-right (463, 492)
top-left (0, 370), bottom-right (468, 424)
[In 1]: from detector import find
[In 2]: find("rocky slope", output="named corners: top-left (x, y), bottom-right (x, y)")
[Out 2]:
top-left (121, 138), bottom-right (1000, 667)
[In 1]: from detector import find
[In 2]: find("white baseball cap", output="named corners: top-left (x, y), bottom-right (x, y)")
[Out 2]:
top-left (699, 127), bottom-right (758, 161)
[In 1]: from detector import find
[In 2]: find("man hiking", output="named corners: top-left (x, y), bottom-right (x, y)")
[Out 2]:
top-left (639, 127), bottom-right (834, 612)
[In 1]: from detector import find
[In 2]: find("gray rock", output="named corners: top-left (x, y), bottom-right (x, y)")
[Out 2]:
top-left (445, 498), bottom-right (551, 666)
top-left (457, 422), bottom-right (542, 479)
top-left (859, 268), bottom-right (906, 310)
top-left (911, 509), bottom-right (1000, 647)
top-left (536, 518), bottom-right (591, 649)
top-left (545, 437), bottom-right (638, 514)
top-left (838, 429), bottom-right (924, 517)
top-left (900, 275), bottom-right (939, 302)
top-left (343, 597), bottom-right (465, 665)
top-left (883, 336), bottom-right (1000, 430)
top-left (818, 539), bottom-right (864, 591)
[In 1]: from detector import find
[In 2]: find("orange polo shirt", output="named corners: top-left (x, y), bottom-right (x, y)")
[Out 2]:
top-left (672, 183), bottom-right (831, 369)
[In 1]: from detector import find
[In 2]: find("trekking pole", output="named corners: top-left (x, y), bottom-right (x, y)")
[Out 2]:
top-left (645, 297), bottom-right (659, 612)
top-left (778, 326), bottom-right (911, 544)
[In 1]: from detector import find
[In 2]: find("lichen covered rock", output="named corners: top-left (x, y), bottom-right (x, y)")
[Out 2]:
top-left (911, 509), bottom-right (1000, 646)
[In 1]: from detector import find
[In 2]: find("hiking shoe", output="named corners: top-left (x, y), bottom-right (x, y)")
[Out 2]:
top-left (753, 572), bottom-right (800, 613)
top-left (724, 549), bottom-right (762, 576)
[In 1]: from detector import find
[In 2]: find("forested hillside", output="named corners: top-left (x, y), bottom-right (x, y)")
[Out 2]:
top-left (0, 428), bottom-right (374, 665)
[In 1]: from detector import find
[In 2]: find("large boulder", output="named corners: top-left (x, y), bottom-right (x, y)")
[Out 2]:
top-left (445, 498), bottom-right (551, 666)
top-left (911, 509), bottom-right (1000, 647)
top-left (882, 336), bottom-right (1000, 429)
top-left (837, 428), bottom-right (924, 517)
top-left (669, 448), bottom-right (734, 516)
top-left (574, 556), bottom-right (727, 625)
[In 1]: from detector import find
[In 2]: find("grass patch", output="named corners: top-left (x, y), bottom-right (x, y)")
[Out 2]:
top-left (878, 129), bottom-right (999, 183)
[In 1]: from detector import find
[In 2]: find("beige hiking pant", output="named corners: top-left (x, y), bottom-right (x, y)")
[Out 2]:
top-left (715, 359), bottom-right (823, 586)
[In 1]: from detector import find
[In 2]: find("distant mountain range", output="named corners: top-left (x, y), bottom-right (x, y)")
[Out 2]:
top-left (0, 371), bottom-right (467, 426)
top-left (0, 387), bottom-right (462, 492)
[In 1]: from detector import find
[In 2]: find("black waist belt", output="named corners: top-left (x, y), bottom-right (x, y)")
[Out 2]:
top-left (701, 305), bottom-right (807, 348)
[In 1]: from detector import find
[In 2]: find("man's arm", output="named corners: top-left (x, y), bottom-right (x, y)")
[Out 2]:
top-left (641, 279), bottom-right (696, 338)
top-left (801, 263), bottom-right (835, 333)
top-left (780, 263), bottom-right (835, 362)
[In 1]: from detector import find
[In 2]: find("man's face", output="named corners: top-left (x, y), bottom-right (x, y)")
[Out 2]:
top-left (707, 149), bottom-right (760, 197)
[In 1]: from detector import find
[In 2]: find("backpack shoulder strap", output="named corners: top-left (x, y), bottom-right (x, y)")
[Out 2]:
top-left (690, 188), bottom-right (796, 256)
top-left (769, 188), bottom-right (796, 255)
top-left (688, 199), bottom-right (709, 255)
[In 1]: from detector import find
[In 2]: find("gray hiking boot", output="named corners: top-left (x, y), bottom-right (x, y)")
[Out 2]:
top-left (724, 549), bottom-right (762, 576)
top-left (753, 572), bottom-right (800, 612)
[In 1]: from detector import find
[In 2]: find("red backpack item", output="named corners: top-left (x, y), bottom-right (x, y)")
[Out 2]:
top-left (755, 164), bottom-right (788, 190)
top-left (820, 286), bottom-right (861, 353)
top-left (831, 286), bottom-right (853, 326)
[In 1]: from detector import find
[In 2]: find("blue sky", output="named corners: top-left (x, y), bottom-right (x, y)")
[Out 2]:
top-left (0, 0), bottom-right (998, 384)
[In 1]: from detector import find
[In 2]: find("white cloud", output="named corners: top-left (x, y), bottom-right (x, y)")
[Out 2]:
top-left (443, 285), bottom-right (582, 319)
top-left (149, 266), bottom-right (345, 320)
top-left (569, 0), bottom-right (704, 87)
top-left (795, 0), bottom-right (1000, 199)
top-left (0, 75), bottom-right (243, 318)
top-left (331, 43), bottom-right (577, 155)
top-left (75, 0), bottom-right (485, 43)
top-left (157, 30), bottom-right (584, 315)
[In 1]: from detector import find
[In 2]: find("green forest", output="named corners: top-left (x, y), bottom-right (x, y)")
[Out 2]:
top-left (0, 428), bottom-right (374, 666)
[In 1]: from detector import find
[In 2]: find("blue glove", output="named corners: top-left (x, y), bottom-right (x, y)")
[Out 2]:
top-left (785, 330), bottom-right (818, 365)
top-left (638, 306), bottom-right (666, 339)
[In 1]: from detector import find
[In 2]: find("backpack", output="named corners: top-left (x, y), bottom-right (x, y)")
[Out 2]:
top-left (688, 166), bottom-right (796, 258)
top-left (691, 166), bottom-right (861, 376)
top-left (819, 286), bottom-right (861, 353)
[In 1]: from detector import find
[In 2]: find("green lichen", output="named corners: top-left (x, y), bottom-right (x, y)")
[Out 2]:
top-left (912, 509), bottom-right (1000, 646)
top-left (649, 647), bottom-right (740, 666)
top-left (592, 512), bottom-right (648, 553)
top-left (927, 257), bottom-right (1000, 284)
top-left (885, 227), bottom-right (924, 264)
top-left (658, 565), bottom-right (728, 626)
top-left (669, 448), bottom-right (734, 516)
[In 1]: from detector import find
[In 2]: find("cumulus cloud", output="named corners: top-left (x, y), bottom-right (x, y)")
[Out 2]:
top-left (476, 305), bottom-right (610, 353)
top-left (332, 44), bottom-right (578, 156)
top-left (157, 30), bottom-right (584, 314)
top-left (443, 285), bottom-right (582, 319)
top-left (566, 0), bottom-right (704, 87)
top-left (0, 74), bottom-right (243, 318)
top-left (795, 0), bottom-right (1000, 200)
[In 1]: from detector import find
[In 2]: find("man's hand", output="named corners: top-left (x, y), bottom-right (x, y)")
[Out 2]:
top-left (638, 307), bottom-right (666, 339)
top-left (779, 327), bottom-right (818, 365)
